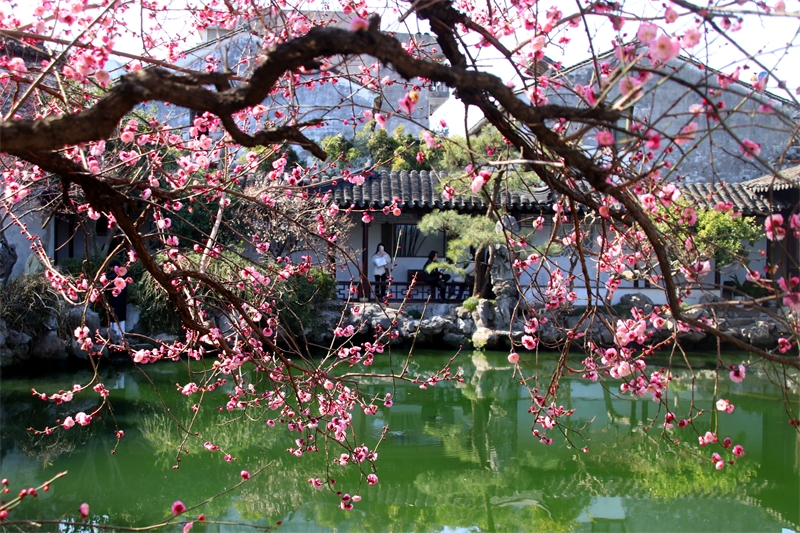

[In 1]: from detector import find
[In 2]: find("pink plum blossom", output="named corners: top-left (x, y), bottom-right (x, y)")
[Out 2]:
top-left (665, 6), bottom-right (679, 23)
top-left (531, 34), bottom-right (546, 51)
top-left (471, 171), bottom-right (491, 194)
top-left (650, 34), bottom-right (681, 62)
top-left (94, 70), bottom-right (110, 86)
top-left (79, 503), bottom-right (89, 519)
top-left (729, 364), bottom-right (746, 383)
top-left (739, 138), bottom-right (762, 158)
top-left (508, 352), bottom-right (520, 364)
top-left (645, 130), bottom-right (662, 150)
top-left (675, 122), bottom-right (698, 145)
top-left (7, 57), bottom-right (27, 73)
top-left (716, 399), bottom-right (735, 413)
top-left (596, 131), bottom-right (615, 146)
top-left (349, 17), bottom-right (369, 32)
top-left (421, 130), bottom-right (436, 148)
top-left (521, 335), bottom-right (537, 350)
top-left (619, 77), bottom-right (642, 96)
top-left (637, 23), bottom-right (658, 45)
top-left (712, 452), bottom-right (725, 470)
top-left (765, 214), bottom-right (786, 241)
top-left (398, 91), bottom-right (419, 115)
top-left (172, 501), bottom-right (186, 515)
top-left (683, 26), bottom-right (702, 48)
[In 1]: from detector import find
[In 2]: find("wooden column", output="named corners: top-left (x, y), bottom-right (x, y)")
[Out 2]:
top-left (360, 219), bottom-right (370, 302)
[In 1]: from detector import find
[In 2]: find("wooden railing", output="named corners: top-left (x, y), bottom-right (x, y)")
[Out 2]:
top-left (336, 280), bottom-right (470, 303)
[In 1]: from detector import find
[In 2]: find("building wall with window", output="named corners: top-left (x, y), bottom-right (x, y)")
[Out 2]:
top-left (544, 49), bottom-right (796, 184)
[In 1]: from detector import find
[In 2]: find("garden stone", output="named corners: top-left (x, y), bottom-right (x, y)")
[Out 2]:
top-left (0, 348), bottom-right (15, 366)
top-left (369, 316), bottom-right (392, 332)
top-left (64, 307), bottom-right (101, 336)
top-left (677, 330), bottom-right (706, 344)
top-left (597, 324), bottom-right (616, 345)
top-left (741, 322), bottom-right (772, 347)
top-left (726, 317), bottom-right (757, 327)
top-left (217, 315), bottom-right (235, 337)
top-left (428, 303), bottom-right (456, 320)
top-left (419, 316), bottom-right (449, 336)
top-left (442, 332), bottom-right (469, 348)
top-left (472, 327), bottom-right (499, 349)
top-left (0, 319), bottom-right (7, 348)
top-left (619, 293), bottom-right (654, 313)
top-left (6, 330), bottom-right (30, 362)
top-left (472, 300), bottom-right (494, 329)
top-left (682, 308), bottom-right (708, 321)
top-left (8, 330), bottom-right (31, 347)
top-left (456, 306), bottom-right (472, 320)
top-left (32, 330), bottom-right (67, 360)
top-left (126, 304), bottom-right (141, 333)
top-left (456, 318), bottom-right (475, 336)
top-left (43, 313), bottom-right (59, 332)
top-left (154, 333), bottom-right (180, 344)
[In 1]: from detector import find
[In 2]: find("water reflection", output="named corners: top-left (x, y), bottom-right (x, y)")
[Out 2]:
top-left (0, 351), bottom-right (798, 532)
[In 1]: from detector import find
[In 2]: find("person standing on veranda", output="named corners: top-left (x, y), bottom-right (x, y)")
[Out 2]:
top-left (372, 243), bottom-right (390, 301)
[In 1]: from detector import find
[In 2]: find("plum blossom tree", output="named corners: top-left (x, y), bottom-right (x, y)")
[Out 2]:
top-left (1, 0), bottom-right (800, 525)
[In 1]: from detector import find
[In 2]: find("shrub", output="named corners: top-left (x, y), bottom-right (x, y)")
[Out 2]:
top-left (461, 297), bottom-right (480, 312)
top-left (127, 251), bottom-right (338, 337)
top-left (0, 273), bottom-right (63, 338)
top-left (406, 309), bottom-right (423, 319)
top-left (57, 254), bottom-right (108, 278)
top-left (275, 266), bottom-right (337, 336)
top-left (128, 267), bottom-right (183, 335)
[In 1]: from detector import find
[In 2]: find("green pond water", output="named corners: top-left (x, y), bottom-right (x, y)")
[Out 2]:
top-left (0, 351), bottom-right (798, 532)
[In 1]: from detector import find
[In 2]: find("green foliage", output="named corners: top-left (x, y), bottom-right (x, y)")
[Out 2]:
top-left (243, 146), bottom-right (301, 174)
top-left (367, 128), bottom-right (397, 168)
top-left (320, 125), bottom-right (446, 173)
top-left (128, 251), bottom-right (337, 337)
top-left (127, 266), bottom-right (183, 335)
top-left (694, 209), bottom-right (760, 266)
top-left (727, 274), bottom-right (771, 299)
top-left (438, 127), bottom-right (519, 171)
top-left (418, 210), bottom-right (501, 264)
top-left (461, 296), bottom-right (480, 312)
top-left (57, 253), bottom-right (109, 278)
top-left (627, 440), bottom-right (758, 500)
top-left (407, 309), bottom-right (423, 319)
top-left (275, 266), bottom-right (337, 336)
top-left (0, 273), bottom-right (63, 338)
top-left (321, 134), bottom-right (355, 170)
top-left (170, 196), bottom-right (244, 248)
top-left (658, 203), bottom-right (761, 268)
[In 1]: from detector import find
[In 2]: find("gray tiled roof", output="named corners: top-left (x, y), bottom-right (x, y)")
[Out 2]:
top-left (309, 169), bottom-right (788, 216)
top-left (680, 181), bottom-right (789, 215)
top-left (743, 165), bottom-right (800, 193)
top-left (328, 170), bottom-right (553, 212)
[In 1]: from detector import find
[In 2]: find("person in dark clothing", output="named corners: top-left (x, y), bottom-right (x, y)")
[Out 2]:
top-left (423, 251), bottom-right (451, 302)
top-left (107, 259), bottom-right (128, 338)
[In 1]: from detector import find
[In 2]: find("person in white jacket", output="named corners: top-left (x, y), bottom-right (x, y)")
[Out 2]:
top-left (372, 243), bottom-right (390, 300)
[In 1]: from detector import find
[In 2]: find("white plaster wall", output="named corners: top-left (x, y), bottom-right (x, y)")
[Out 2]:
top-left (1, 202), bottom-right (53, 279)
